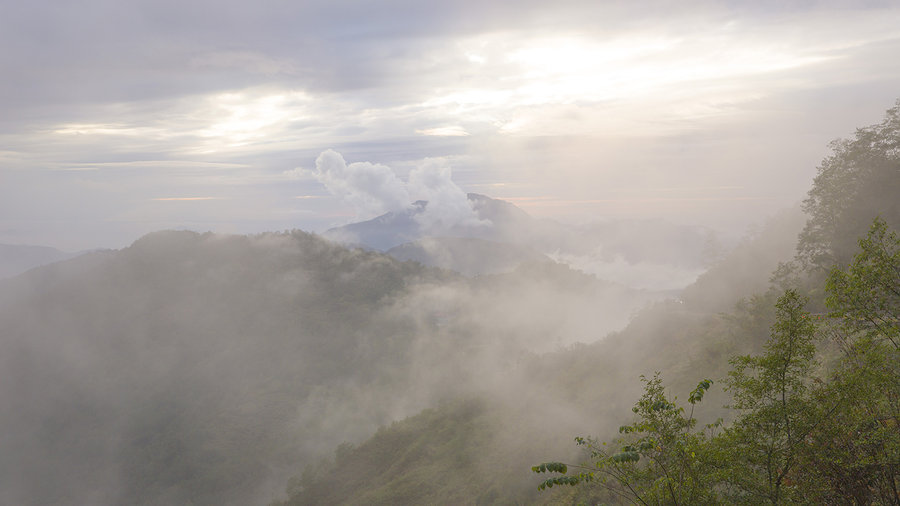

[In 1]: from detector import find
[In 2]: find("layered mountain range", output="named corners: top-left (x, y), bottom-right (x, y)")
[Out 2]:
top-left (325, 193), bottom-right (723, 289)
top-left (0, 222), bottom-right (666, 505)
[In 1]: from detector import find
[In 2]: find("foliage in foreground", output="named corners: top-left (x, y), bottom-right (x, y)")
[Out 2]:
top-left (534, 218), bottom-right (900, 504)
top-left (533, 373), bottom-right (718, 505)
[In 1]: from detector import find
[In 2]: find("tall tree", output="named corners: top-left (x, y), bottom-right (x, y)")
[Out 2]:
top-left (717, 289), bottom-right (820, 504)
top-left (798, 100), bottom-right (900, 271)
top-left (798, 218), bottom-right (900, 504)
top-left (826, 217), bottom-right (900, 350)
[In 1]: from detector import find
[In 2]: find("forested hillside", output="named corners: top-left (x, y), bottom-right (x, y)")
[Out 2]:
top-left (1, 231), bottom-right (446, 505)
top-left (535, 218), bottom-right (898, 504)
top-left (271, 197), bottom-right (806, 506)
top-left (274, 101), bottom-right (899, 505)
top-left (0, 226), bottom-right (653, 505)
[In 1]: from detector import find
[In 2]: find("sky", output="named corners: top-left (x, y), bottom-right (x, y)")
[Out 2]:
top-left (1, 0), bottom-right (899, 251)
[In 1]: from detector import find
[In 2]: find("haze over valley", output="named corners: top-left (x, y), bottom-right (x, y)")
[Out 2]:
top-left (1, 1), bottom-right (899, 504)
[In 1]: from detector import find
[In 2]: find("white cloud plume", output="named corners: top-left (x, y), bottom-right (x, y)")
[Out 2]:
top-left (310, 150), bottom-right (483, 230)
top-left (312, 149), bottom-right (411, 218)
top-left (408, 158), bottom-right (484, 230)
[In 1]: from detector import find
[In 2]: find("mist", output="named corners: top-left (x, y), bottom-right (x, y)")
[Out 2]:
top-left (2, 108), bottom-right (895, 503)
top-left (2, 105), bottom-right (896, 503)
top-left (0, 185), bottom-right (810, 505)
top-left (2, 1), bottom-right (899, 504)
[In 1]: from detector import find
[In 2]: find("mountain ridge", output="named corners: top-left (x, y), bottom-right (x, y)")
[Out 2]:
top-left (327, 193), bottom-right (723, 288)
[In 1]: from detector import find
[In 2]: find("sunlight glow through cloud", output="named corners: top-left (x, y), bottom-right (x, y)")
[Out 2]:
top-left (151, 197), bottom-right (222, 201)
top-left (195, 91), bottom-right (311, 149)
top-left (427, 31), bottom-right (839, 136)
top-left (43, 15), bottom-right (894, 155)
top-left (417, 126), bottom-right (470, 137)
top-left (7, 1), bottom-right (899, 250)
top-left (53, 123), bottom-right (173, 138)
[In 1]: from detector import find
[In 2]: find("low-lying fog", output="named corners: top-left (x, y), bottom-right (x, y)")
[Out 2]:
top-left (0, 191), bottom-right (808, 505)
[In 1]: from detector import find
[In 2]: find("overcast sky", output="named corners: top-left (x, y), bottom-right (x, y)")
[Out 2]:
top-left (2, 0), bottom-right (899, 250)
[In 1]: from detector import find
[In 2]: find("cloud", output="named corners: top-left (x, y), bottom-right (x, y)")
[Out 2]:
top-left (282, 167), bottom-right (308, 180)
top-left (189, 51), bottom-right (301, 76)
top-left (312, 149), bottom-right (411, 218)
top-left (417, 126), bottom-right (470, 137)
top-left (408, 158), bottom-right (485, 229)
top-left (151, 197), bottom-right (222, 201)
top-left (549, 251), bottom-right (706, 291)
top-left (3, 0), bottom-right (900, 250)
top-left (309, 150), bottom-right (483, 230)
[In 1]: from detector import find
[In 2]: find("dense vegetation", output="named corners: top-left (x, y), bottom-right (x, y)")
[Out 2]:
top-left (531, 102), bottom-right (899, 504)
top-left (534, 220), bottom-right (898, 504)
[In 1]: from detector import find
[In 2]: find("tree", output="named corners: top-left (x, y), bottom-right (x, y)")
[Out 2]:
top-left (716, 289), bottom-right (821, 504)
top-left (532, 375), bottom-right (718, 505)
top-left (798, 100), bottom-right (900, 271)
top-left (532, 291), bottom-right (821, 504)
top-left (799, 218), bottom-right (900, 504)
top-left (531, 219), bottom-right (900, 504)
top-left (826, 217), bottom-right (900, 351)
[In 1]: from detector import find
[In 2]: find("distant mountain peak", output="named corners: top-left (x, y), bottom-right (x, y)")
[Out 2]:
top-left (323, 193), bottom-right (532, 251)
top-left (0, 243), bottom-right (81, 279)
